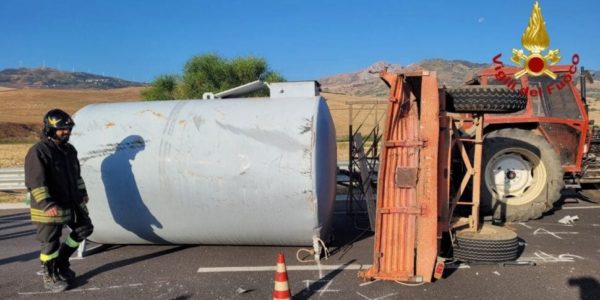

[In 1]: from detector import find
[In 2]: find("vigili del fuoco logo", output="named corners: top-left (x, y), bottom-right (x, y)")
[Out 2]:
top-left (492, 1), bottom-right (579, 97)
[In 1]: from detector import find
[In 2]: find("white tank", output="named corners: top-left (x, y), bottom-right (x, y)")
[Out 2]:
top-left (71, 93), bottom-right (336, 246)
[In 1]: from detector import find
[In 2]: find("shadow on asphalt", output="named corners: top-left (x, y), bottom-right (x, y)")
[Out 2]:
top-left (0, 250), bottom-right (38, 266)
top-left (546, 189), bottom-right (599, 219)
top-left (0, 221), bottom-right (32, 231)
top-left (0, 229), bottom-right (36, 241)
top-left (516, 237), bottom-right (526, 258)
top-left (0, 212), bottom-right (30, 222)
top-left (0, 222), bottom-right (32, 231)
top-left (72, 245), bottom-right (191, 289)
top-left (568, 276), bottom-right (600, 300)
top-left (326, 213), bottom-right (373, 261)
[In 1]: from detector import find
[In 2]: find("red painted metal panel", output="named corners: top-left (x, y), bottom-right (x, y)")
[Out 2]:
top-left (416, 74), bottom-right (440, 281)
top-left (359, 71), bottom-right (439, 283)
top-left (479, 65), bottom-right (589, 173)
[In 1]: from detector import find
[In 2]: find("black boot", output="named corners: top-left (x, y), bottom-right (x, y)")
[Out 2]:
top-left (42, 260), bottom-right (68, 292)
top-left (56, 243), bottom-right (77, 281)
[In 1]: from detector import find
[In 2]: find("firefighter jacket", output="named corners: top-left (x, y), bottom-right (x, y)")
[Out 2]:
top-left (25, 138), bottom-right (88, 224)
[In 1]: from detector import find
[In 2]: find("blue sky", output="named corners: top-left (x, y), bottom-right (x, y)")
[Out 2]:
top-left (1, 0), bottom-right (598, 82)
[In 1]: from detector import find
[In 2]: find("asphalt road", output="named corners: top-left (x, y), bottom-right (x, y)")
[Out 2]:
top-left (1, 192), bottom-right (599, 300)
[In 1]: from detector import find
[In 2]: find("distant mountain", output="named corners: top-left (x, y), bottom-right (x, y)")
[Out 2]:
top-left (319, 61), bottom-right (401, 97)
top-left (319, 59), bottom-right (489, 97)
top-left (0, 67), bottom-right (144, 89)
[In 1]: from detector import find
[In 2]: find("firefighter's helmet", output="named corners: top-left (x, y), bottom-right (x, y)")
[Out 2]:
top-left (43, 109), bottom-right (75, 137)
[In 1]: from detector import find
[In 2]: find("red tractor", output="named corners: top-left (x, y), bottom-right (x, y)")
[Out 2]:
top-left (447, 64), bottom-right (599, 222)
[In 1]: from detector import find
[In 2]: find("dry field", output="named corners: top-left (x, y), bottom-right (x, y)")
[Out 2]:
top-left (0, 87), bottom-right (144, 168)
top-left (586, 81), bottom-right (600, 122)
top-left (323, 92), bottom-right (387, 160)
top-left (0, 87), bottom-right (143, 124)
top-left (0, 87), bottom-right (145, 142)
top-left (0, 143), bottom-right (29, 202)
top-left (0, 142), bottom-right (28, 202)
top-left (0, 87), bottom-right (145, 202)
top-left (0, 144), bottom-right (32, 168)
top-left (589, 101), bottom-right (600, 122)
top-left (324, 92), bottom-right (387, 138)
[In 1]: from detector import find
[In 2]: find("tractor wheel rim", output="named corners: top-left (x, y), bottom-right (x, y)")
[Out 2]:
top-left (485, 147), bottom-right (547, 206)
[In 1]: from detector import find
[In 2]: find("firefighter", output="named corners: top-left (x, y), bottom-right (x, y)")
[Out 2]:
top-left (25, 109), bottom-right (94, 292)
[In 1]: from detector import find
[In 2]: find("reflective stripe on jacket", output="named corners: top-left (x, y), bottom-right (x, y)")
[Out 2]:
top-left (25, 138), bottom-right (87, 224)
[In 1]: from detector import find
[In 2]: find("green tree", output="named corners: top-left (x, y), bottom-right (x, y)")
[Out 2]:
top-left (182, 54), bottom-right (231, 99)
top-left (142, 54), bottom-right (284, 101)
top-left (141, 75), bottom-right (180, 100)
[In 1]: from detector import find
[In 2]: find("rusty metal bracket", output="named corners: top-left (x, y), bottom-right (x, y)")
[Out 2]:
top-left (385, 139), bottom-right (428, 148)
top-left (395, 167), bottom-right (418, 187)
top-left (379, 205), bottom-right (426, 215)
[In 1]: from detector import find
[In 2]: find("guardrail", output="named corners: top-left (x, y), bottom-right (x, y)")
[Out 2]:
top-left (0, 168), bottom-right (26, 191)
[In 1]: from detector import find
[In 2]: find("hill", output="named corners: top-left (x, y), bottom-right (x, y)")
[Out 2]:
top-left (0, 67), bottom-right (144, 89)
top-left (319, 59), bottom-right (489, 96)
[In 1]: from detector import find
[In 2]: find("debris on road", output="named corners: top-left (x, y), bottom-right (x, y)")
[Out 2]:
top-left (558, 215), bottom-right (579, 225)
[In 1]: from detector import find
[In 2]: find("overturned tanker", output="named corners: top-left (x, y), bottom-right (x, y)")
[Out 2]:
top-left (70, 82), bottom-right (337, 246)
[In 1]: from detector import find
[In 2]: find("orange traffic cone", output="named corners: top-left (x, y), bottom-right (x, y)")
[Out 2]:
top-left (273, 253), bottom-right (291, 300)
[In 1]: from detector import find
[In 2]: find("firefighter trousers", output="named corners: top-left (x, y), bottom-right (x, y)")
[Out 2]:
top-left (36, 204), bottom-right (94, 256)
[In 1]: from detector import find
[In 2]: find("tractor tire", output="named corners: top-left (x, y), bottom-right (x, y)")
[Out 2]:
top-left (580, 183), bottom-right (600, 203)
top-left (454, 224), bottom-right (519, 262)
top-left (446, 86), bottom-right (526, 113)
top-left (481, 129), bottom-right (564, 222)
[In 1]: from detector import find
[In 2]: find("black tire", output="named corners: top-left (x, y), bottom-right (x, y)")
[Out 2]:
top-left (579, 183), bottom-right (600, 203)
top-left (481, 129), bottom-right (564, 222)
top-left (446, 86), bottom-right (527, 113)
top-left (454, 224), bottom-right (519, 262)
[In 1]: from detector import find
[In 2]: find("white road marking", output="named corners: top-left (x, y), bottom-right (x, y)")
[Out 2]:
top-left (303, 279), bottom-right (340, 296)
top-left (533, 228), bottom-right (579, 240)
top-left (518, 251), bottom-right (585, 263)
top-left (357, 291), bottom-right (399, 300)
top-left (359, 279), bottom-right (380, 287)
top-left (562, 205), bottom-right (600, 210)
top-left (197, 264), bottom-right (371, 273)
top-left (18, 283), bottom-right (143, 295)
top-left (445, 264), bottom-right (471, 269)
top-left (518, 222), bottom-right (533, 229)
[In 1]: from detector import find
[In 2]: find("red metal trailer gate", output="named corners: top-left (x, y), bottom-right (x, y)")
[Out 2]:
top-left (359, 70), bottom-right (440, 283)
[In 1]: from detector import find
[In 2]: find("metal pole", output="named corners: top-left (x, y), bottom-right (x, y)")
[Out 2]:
top-left (347, 104), bottom-right (354, 214)
top-left (471, 114), bottom-right (483, 231)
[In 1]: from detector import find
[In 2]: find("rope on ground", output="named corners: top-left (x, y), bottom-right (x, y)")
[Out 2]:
top-left (295, 238), bottom-right (331, 263)
top-left (296, 248), bottom-right (315, 263)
